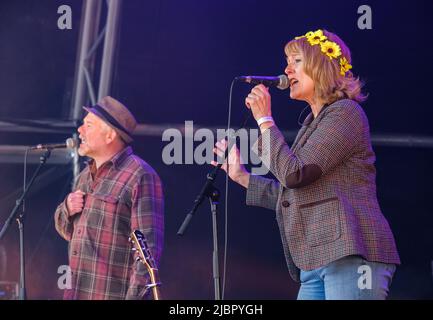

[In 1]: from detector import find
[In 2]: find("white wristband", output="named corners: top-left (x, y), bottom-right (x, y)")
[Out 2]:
top-left (257, 116), bottom-right (274, 126)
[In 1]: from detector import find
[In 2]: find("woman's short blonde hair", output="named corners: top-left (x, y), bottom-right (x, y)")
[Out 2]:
top-left (285, 30), bottom-right (367, 104)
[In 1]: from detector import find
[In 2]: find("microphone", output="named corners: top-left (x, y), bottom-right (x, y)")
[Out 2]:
top-left (29, 138), bottom-right (78, 150)
top-left (235, 74), bottom-right (289, 90)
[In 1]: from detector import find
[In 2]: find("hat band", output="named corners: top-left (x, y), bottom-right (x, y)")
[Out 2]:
top-left (91, 104), bottom-right (131, 137)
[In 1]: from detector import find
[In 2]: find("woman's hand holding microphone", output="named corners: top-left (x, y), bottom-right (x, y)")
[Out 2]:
top-left (211, 84), bottom-right (275, 188)
top-left (245, 84), bottom-right (275, 132)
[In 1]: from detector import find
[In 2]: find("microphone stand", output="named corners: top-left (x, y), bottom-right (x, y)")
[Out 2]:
top-left (0, 148), bottom-right (52, 300)
top-left (177, 164), bottom-right (223, 300)
top-left (177, 112), bottom-right (251, 300)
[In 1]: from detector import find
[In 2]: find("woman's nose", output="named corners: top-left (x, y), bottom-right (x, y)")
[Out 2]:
top-left (285, 64), bottom-right (294, 75)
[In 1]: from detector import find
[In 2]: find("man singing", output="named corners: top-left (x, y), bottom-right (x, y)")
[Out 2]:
top-left (54, 96), bottom-right (164, 300)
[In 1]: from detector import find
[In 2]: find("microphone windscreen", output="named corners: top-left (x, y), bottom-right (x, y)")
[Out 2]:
top-left (66, 138), bottom-right (79, 149)
top-left (277, 74), bottom-right (290, 90)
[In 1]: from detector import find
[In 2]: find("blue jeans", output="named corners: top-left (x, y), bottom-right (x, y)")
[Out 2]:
top-left (297, 255), bottom-right (396, 300)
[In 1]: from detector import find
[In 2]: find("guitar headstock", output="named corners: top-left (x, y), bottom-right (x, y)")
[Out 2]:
top-left (129, 230), bottom-right (157, 271)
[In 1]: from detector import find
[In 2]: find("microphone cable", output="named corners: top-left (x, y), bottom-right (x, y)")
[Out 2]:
top-left (221, 79), bottom-right (252, 300)
top-left (221, 80), bottom-right (235, 300)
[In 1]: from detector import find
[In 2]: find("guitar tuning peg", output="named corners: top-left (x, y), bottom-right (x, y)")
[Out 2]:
top-left (128, 237), bottom-right (131, 242)
top-left (135, 256), bottom-right (141, 262)
top-left (131, 247), bottom-right (136, 252)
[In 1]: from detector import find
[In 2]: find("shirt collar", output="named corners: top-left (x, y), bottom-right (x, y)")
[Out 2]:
top-left (110, 146), bottom-right (133, 169)
top-left (86, 146), bottom-right (133, 172)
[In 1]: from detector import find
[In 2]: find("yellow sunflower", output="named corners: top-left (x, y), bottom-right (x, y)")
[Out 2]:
top-left (295, 31), bottom-right (313, 40)
top-left (339, 57), bottom-right (352, 75)
top-left (320, 40), bottom-right (342, 60)
top-left (306, 29), bottom-right (327, 45)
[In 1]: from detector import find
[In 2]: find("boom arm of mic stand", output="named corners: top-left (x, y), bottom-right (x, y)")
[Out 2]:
top-left (177, 163), bottom-right (223, 236)
top-left (0, 149), bottom-right (52, 240)
top-left (177, 111), bottom-right (252, 236)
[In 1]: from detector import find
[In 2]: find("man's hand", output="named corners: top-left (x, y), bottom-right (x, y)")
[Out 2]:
top-left (66, 190), bottom-right (86, 216)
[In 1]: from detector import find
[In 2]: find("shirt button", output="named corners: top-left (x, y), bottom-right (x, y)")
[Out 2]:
top-left (77, 229), bottom-right (82, 235)
top-left (72, 250), bottom-right (78, 255)
top-left (282, 200), bottom-right (290, 208)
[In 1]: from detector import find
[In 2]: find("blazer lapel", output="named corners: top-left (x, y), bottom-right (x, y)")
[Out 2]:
top-left (291, 104), bottom-right (330, 153)
top-left (291, 112), bottom-right (314, 151)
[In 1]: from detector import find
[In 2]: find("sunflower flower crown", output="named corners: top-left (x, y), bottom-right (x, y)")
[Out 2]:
top-left (295, 29), bottom-right (352, 76)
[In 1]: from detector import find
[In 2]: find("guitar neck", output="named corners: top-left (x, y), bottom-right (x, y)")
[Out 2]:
top-left (130, 230), bottom-right (162, 300)
top-left (148, 267), bottom-right (162, 300)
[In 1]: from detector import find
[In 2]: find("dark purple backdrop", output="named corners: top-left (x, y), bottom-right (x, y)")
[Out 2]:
top-left (0, 0), bottom-right (432, 299)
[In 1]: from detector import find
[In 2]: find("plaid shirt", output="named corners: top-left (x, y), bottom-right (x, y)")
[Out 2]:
top-left (55, 146), bottom-right (164, 299)
top-left (247, 99), bottom-right (400, 282)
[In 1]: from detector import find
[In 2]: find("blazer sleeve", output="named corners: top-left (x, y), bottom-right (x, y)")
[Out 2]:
top-left (246, 174), bottom-right (280, 211)
top-left (254, 101), bottom-right (365, 189)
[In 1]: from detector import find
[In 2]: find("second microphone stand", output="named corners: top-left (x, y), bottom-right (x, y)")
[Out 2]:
top-left (177, 112), bottom-right (251, 300)
top-left (0, 148), bottom-right (52, 300)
